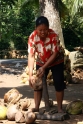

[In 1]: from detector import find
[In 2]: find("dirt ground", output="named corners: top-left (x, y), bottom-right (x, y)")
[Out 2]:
top-left (0, 60), bottom-right (83, 124)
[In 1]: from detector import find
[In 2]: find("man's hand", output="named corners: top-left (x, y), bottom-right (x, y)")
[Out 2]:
top-left (37, 67), bottom-right (45, 78)
top-left (29, 75), bottom-right (36, 88)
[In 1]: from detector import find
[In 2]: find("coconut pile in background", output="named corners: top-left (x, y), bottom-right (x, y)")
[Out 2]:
top-left (20, 63), bottom-right (54, 86)
top-left (21, 47), bottom-right (83, 85)
top-left (21, 49), bottom-right (71, 85)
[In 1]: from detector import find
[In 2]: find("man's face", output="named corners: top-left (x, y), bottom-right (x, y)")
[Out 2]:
top-left (36, 24), bottom-right (49, 39)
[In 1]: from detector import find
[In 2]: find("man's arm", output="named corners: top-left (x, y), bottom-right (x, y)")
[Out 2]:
top-left (43, 52), bottom-right (58, 69)
top-left (28, 53), bottom-right (35, 77)
top-left (37, 52), bottom-right (58, 78)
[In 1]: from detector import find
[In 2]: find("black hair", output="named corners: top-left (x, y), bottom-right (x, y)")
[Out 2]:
top-left (36, 16), bottom-right (49, 27)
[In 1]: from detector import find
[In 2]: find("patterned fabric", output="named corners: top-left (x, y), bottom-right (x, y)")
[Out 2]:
top-left (28, 29), bottom-right (64, 67)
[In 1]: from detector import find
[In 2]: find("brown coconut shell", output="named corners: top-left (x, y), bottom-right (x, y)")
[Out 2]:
top-left (7, 104), bottom-right (19, 121)
top-left (17, 98), bottom-right (31, 110)
top-left (15, 111), bottom-right (25, 123)
top-left (25, 111), bottom-right (36, 124)
top-left (32, 75), bottom-right (42, 90)
top-left (4, 88), bottom-right (22, 104)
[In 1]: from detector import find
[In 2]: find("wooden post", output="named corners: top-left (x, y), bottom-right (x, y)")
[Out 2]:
top-left (36, 112), bottom-right (70, 121)
top-left (42, 75), bottom-right (50, 111)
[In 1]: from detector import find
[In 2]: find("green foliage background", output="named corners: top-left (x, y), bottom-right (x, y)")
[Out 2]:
top-left (62, 0), bottom-right (83, 51)
top-left (0, 0), bottom-right (83, 51)
top-left (0, 0), bottom-right (37, 50)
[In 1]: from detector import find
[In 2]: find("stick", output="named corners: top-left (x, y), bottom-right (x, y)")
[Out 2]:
top-left (42, 75), bottom-right (50, 111)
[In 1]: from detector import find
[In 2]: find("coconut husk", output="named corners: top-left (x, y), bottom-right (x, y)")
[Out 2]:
top-left (25, 111), bottom-right (37, 124)
top-left (21, 77), bottom-right (29, 84)
top-left (66, 100), bottom-right (83, 115)
top-left (77, 122), bottom-right (83, 124)
top-left (74, 47), bottom-right (83, 53)
top-left (15, 111), bottom-right (25, 123)
top-left (31, 75), bottom-right (43, 90)
top-left (47, 70), bottom-right (52, 79)
top-left (7, 104), bottom-right (19, 121)
top-left (4, 88), bottom-right (23, 104)
top-left (21, 72), bottom-right (28, 78)
top-left (17, 97), bottom-right (31, 110)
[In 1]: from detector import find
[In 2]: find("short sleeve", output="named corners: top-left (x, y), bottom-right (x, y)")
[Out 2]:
top-left (28, 32), bottom-right (35, 54)
top-left (52, 34), bottom-right (60, 53)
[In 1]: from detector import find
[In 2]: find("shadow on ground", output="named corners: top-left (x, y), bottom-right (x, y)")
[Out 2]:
top-left (0, 59), bottom-right (83, 124)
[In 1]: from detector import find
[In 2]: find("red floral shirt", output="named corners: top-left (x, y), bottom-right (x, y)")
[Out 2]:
top-left (28, 29), bottom-right (64, 66)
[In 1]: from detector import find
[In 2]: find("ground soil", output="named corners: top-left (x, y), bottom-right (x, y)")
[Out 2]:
top-left (0, 61), bottom-right (83, 124)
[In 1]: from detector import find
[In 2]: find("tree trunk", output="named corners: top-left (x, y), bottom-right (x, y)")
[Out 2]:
top-left (42, 75), bottom-right (50, 110)
top-left (39, 0), bottom-right (65, 48)
top-left (39, 0), bottom-right (65, 110)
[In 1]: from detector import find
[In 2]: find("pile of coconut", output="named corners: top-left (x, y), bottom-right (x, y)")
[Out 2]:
top-left (20, 51), bottom-right (54, 86)
top-left (20, 49), bottom-right (71, 85)
top-left (0, 88), bottom-right (36, 124)
top-left (20, 64), bottom-right (54, 86)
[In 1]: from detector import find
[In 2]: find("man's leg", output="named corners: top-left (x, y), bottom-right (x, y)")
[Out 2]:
top-left (51, 63), bottom-right (65, 113)
top-left (33, 65), bottom-right (49, 112)
top-left (55, 90), bottom-right (64, 112)
top-left (32, 90), bottom-right (42, 112)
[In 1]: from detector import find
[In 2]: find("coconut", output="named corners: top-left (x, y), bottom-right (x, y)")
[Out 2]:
top-left (32, 75), bottom-right (42, 90)
top-left (18, 98), bottom-right (31, 110)
top-left (15, 111), bottom-right (25, 123)
top-left (66, 100), bottom-right (83, 115)
top-left (25, 111), bottom-right (36, 124)
top-left (0, 105), bottom-right (7, 120)
top-left (4, 88), bottom-right (22, 104)
top-left (7, 104), bottom-right (19, 121)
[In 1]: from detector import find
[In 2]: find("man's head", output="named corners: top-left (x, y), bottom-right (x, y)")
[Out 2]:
top-left (36, 16), bottom-right (49, 39)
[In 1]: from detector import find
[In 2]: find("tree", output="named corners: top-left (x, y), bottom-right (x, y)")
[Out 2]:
top-left (62, 0), bottom-right (83, 50)
top-left (22, 0), bottom-right (67, 48)
top-left (0, 0), bottom-right (18, 50)
top-left (22, 0), bottom-right (83, 50)
top-left (39, 0), bottom-right (66, 47)
top-left (0, 0), bottom-right (37, 50)
top-left (13, 5), bottom-right (36, 50)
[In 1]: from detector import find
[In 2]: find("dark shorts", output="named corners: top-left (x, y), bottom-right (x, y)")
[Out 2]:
top-left (36, 62), bottom-right (66, 92)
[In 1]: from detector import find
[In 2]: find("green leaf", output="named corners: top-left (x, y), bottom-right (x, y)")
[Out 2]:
top-left (21, 0), bottom-right (39, 8)
top-left (58, 0), bottom-right (69, 18)
top-left (71, 0), bottom-right (83, 18)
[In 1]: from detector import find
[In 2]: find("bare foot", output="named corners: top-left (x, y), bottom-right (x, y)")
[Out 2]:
top-left (58, 109), bottom-right (64, 113)
top-left (31, 108), bottom-right (39, 112)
